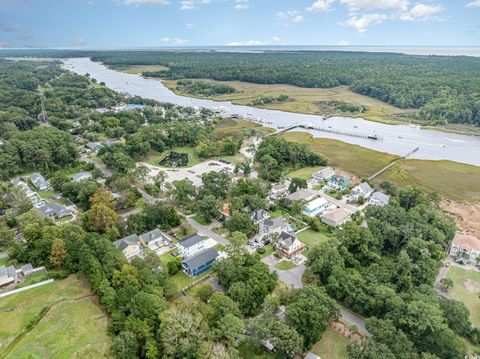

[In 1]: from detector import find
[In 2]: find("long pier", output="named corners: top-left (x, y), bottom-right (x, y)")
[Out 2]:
top-left (368, 147), bottom-right (419, 181)
top-left (267, 123), bottom-right (383, 141)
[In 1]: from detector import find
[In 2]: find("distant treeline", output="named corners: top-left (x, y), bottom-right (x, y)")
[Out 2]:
top-left (173, 79), bottom-right (237, 97)
top-left (2, 49), bottom-right (480, 126)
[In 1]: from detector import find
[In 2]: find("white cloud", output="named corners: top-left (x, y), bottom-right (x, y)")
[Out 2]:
top-left (161, 37), bottom-right (188, 45)
top-left (306, 0), bottom-right (334, 12)
top-left (122, 0), bottom-right (170, 5)
top-left (271, 36), bottom-right (281, 42)
top-left (72, 37), bottom-right (86, 46)
top-left (180, 0), bottom-right (211, 10)
top-left (340, 0), bottom-right (409, 11)
top-left (277, 10), bottom-right (305, 23)
top-left (344, 13), bottom-right (387, 32)
top-left (185, 22), bottom-right (194, 28)
top-left (338, 40), bottom-right (349, 45)
top-left (234, 0), bottom-right (250, 10)
top-left (227, 39), bottom-right (266, 46)
top-left (400, 3), bottom-right (444, 21)
top-left (466, 0), bottom-right (480, 7)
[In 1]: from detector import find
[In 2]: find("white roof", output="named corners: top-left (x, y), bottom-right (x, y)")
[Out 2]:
top-left (352, 182), bottom-right (373, 196)
top-left (304, 197), bottom-right (328, 211)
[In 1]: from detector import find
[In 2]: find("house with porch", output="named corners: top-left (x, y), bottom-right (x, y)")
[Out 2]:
top-left (139, 228), bottom-right (171, 251)
top-left (449, 233), bottom-right (480, 262)
top-left (114, 234), bottom-right (142, 260)
top-left (321, 208), bottom-right (352, 228)
top-left (369, 191), bottom-right (390, 207)
top-left (182, 248), bottom-right (219, 277)
top-left (178, 233), bottom-right (207, 258)
top-left (312, 167), bottom-right (336, 181)
top-left (327, 175), bottom-right (350, 191)
top-left (351, 182), bottom-right (373, 199)
top-left (276, 231), bottom-right (306, 258)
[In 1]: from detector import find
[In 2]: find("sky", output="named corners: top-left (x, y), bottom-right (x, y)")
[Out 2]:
top-left (0, 0), bottom-right (479, 48)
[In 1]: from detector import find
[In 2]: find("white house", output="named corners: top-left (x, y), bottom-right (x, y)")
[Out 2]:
top-left (312, 167), bottom-right (335, 181)
top-left (449, 233), bottom-right (480, 262)
top-left (269, 181), bottom-right (290, 199)
top-left (258, 217), bottom-right (286, 242)
top-left (139, 228), bottom-right (171, 251)
top-left (72, 171), bottom-right (93, 183)
top-left (351, 182), bottom-right (373, 199)
top-left (251, 209), bottom-right (270, 225)
top-left (302, 197), bottom-right (329, 217)
top-left (30, 173), bottom-right (50, 191)
top-left (178, 233), bottom-right (207, 258)
top-left (114, 234), bottom-right (142, 260)
top-left (321, 208), bottom-right (352, 228)
top-left (276, 231), bottom-right (306, 258)
top-left (369, 191), bottom-right (390, 207)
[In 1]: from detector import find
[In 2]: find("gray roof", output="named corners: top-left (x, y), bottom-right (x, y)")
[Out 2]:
top-left (263, 216), bottom-right (284, 230)
top-left (140, 228), bottom-right (167, 244)
top-left (278, 231), bottom-right (296, 248)
top-left (371, 191), bottom-right (390, 205)
top-left (353, 182), bottom-right (373, 196)
top-left (38, 203), bottom-right (69, 218)
top-left (251, 209), bottom-right (269, 222)
top-left (178, 233), bottom-right (205, 249)
top-left (86, 142), bottom-right (104, 151)
top-left (313, 167), bottom-right (335, 179)
top-left (182, 248), bottom-right (218, 270)
top-left (305, 353), bottom-right (321, 359)
top-left (287, 188), bottom-right (317, 201)
top-left (0, 265), bottom-right (6, 277)
top-left (114, 234), bottom-right (140, 250)
top-left (6, 265), bottom-right (17, 279)
top-left (72, 171), bottom-right (92, 182)
top-left (21, 263), bottom-right (33, 274)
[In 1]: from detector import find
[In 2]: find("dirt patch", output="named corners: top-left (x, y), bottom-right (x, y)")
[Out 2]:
top-left (464, 278), bottom-right (480, 294)
top-left (441, 200), bottom-right (480, 236)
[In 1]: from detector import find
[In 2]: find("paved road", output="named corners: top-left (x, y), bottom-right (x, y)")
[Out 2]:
top-left (80, 155), bottom-right (113, 177)
top-left (118, 208), bottom-right (142, 218)
top-left (137, 188), bottom-right (161, 205)
top-left (339, 307), bottom-right (369, 335)
top-left (185, 216), bottom-right (231, 246)
top-left (317, 190), bottom-right (358, 214)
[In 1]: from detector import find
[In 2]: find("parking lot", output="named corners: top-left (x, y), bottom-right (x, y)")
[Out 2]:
top-left (141, 160), bottom-right (236, 187)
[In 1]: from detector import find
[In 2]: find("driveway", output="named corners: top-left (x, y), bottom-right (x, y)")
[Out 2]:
top-left (261, 254), bottom-right (305, 289)
top-left (339, 307), bottom-right (369, 335)
top-left (80, 155), bottom-right (113, 177)
top-left (185, 215), bottom-right (231, 246)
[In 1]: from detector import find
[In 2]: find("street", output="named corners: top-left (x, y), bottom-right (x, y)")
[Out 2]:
top-left (184, 215), bottom-right (231, 246)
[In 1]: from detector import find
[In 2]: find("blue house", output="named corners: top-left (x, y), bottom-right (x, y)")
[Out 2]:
top-left (182, 248), bottom-right (219, 277)
top-left (327, 175), bottom-right (350, 191)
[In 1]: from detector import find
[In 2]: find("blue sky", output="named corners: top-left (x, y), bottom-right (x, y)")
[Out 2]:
top-left (0, 0), bottom-right (479, 48)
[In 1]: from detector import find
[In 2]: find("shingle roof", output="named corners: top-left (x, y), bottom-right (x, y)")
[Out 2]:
top-left (0, 265), bottom-right (6, 277)
top-left (178, 233), bottom-right (205, 249)
top-left (114, 234), bottom-right (140, 250)
top-left (6, 265), bottom-right (17, 279)
top-left (370, 191), bottom-right (390, 204)
top-left (21, 263), bottom-right (33, 274)
top-left (140, 228), bottom-right (166, 244)
top-left (321, 208), bottom-right (351, 222)
top-left (305, 353), bottom-right (321, 359)
top-left (182, 248), bottom-right (218, 270)
top-left (353, 182), bottom-right (373, 196)
top-left (252, 209), bottom-right (269, 221)
top-left (313, 167), bottom-right (335, 179)
top-left (278, 231), bottom-right (296, 248)
top-left (287, 188), bottom-right (318, 201)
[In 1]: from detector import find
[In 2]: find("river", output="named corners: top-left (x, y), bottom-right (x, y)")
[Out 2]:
top-left (63, 57), bottom-right (480, 167)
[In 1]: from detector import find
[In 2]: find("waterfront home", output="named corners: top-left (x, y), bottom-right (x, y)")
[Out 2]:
top-left (369, 191), bottom-right (390, 207)
top-left (302, 197), bottom-right (329, 217)
top-left (276, 231), bottom-right (306, 258)
top-left (178, 233), bottom-right (207, 258)
top-left (30, 173), bottom-right (50, 191)
top-left (72, 171), bottom-right (93, 183)
top-left (114, 234), bottom-right (142, 260)
top-left (312, 167), bottom-right (336, 181)
top-left (182, 248), bottom-right (219, 277)
top-left (449, 233), bottom-right (480, 262)
top-left (327, 175), bottom-right (350, 191)
top-left (351, 182), bottom-right (373, 199)
top-left (321, 208), bottom-right (352, 228)
top-left (287, 188), bottom-right (318, 202)
top-left (269, 181), bottom-right (290, 199)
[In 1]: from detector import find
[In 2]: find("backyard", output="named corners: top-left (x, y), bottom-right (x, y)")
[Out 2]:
top-left (0, 275), bottom-right (110, 359)
top-left (445, 266), bottom-right (480, 326)
top-left (297, 228), bottom-right (333, 255)
top-left (311, 328), bottom-right (350, 359)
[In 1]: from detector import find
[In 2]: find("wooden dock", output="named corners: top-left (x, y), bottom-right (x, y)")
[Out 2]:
top-left (297, 124), bottom-right (383, 141)
top-left (368, 147), bottom-right (419, 181)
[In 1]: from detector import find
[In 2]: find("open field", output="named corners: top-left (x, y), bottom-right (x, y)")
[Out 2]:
top-left (113, 64), bottom-right (169, 74)
top-left (445, 266), bottom-right (480, 326)
top-left (280, 132), bottom-right (480, 203)
top-left (213, 118), bottom-right (273, 138)
top-left (163, 79), bottom-right (414, 125)
top-left (287, 166), bottom-right (324, 180)
top-left (297, 228), bottom-right (333, 256)
top-left (0, 275), bottom-right (110, 359)
top-left (311, 328), bottom-right (349, 359)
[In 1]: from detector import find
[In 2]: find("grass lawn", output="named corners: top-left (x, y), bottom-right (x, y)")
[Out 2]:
top-left (0, 275), bottom-right (110, 359)
top-left (213, 118), bottom-right (273, 139)
top-left (238, 340), bottom-right (275, 359)
top-left (113, 64), bottom-right (169, 74)
top-left (170, 269), bottom-right (211, 291)
top-left (311, 328), bottom-right (350, 359)
top-left (163, 80), bottom-right (414, 126)
top-left (14, 271), bottom-right (49, 289)
top-left (256, 245), bottom-right (274, 258)
top-left (281, 132), bottom-right (480, 203)
top-left (0, 256), bottom-right (9, 266)
top-left (287, 166), bottom-right (324, 180)
top-left (36, 189), bottom-right (55, 199)
top-left (275, 260), bottom-right (297, 270)
top-left (145, 147), bottom-right (202, 167)
top-left (297, 228), bottom-right (332, 255)
top-left (445, 266), bottom-right (480, 326)
top-left (192, 214), bottom-right (211, 226)
top-left (212, 226), bottom-right (228, 235)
